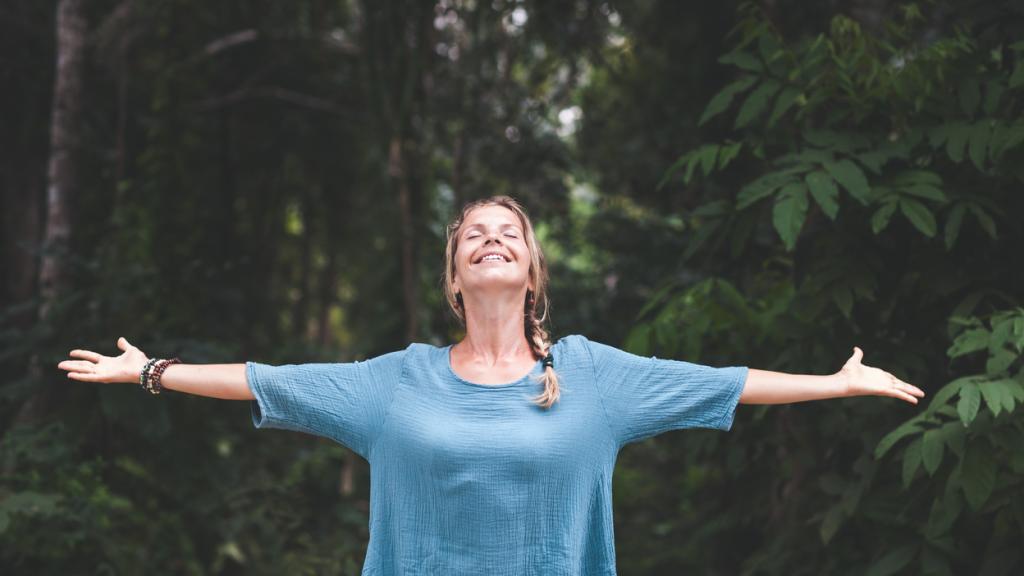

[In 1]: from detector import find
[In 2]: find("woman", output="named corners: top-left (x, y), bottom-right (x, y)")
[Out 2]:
top-left (57, 195), bottom-right (924, 575)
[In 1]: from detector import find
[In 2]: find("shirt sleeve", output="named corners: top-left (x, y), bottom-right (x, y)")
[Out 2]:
top-left (580, 335), bottom-right (748, 445)
top-left (245, 347), bottom-right (407, 458)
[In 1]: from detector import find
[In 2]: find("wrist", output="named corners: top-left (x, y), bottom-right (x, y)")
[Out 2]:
top-left (834, 369), bottom-right (852, 397)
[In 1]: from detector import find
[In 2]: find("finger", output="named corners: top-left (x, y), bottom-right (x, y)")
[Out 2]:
top-left (851, 346), bottom-right (864, 364)
top-left (67, 371), bottom-right (99, 382)
top-left (58, 360), bottom-right (96, 373)
top-left (117, 337), bottom-right (133, 351)
top-left (69, 349), bottom-right (103, 363)
top-left (902, 381), bottom-right (925, 397)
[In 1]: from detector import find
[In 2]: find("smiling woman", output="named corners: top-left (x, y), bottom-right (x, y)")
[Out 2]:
top-left (57, 194), bottom-right (924, 576)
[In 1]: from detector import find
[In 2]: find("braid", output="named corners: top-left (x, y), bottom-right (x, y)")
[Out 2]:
top-left (525, 290), bottom-right (560, 409)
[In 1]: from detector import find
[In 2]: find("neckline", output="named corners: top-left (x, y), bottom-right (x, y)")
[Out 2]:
top-left (444, 344), bottom-right (544, 388)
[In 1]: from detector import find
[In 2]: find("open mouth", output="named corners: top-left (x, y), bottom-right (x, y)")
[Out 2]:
top-left (474, 252), bottom-right (511, 264)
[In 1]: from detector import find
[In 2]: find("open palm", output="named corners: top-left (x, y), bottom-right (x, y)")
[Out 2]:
top-left (57, 337), bottom-right (149, 384)
top-left (839, 346), bottom-right (925, 404)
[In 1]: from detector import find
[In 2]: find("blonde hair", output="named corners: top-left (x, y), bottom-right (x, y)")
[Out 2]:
top-left (442, 195), bottom-right (560, 409)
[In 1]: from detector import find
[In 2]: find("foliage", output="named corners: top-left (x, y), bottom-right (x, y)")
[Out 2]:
top-left (626, 1), bottom-right (1024, 574)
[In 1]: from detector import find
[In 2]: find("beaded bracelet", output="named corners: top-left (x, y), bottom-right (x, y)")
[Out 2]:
top-left (140, 357), bottom-right (181, 394)
top-left (140, 358), bottom-right (160, 392)
top-left (150, 358), bottom-right (181, 394)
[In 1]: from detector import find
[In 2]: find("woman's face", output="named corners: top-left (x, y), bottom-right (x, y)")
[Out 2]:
top-left (453, 205), bottom-right (533, 298)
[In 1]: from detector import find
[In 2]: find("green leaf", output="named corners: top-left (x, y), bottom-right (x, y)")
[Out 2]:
top-left (717, 141), bottom-right (742, 170)
top-left (961, 442), bottom-right (996, 510)
top-left (865, 544), bottom-right (917, 576)
top-left (945, 122), bottom-right (969, 163)
top-left (870, 200), bottom-right (897, 234)
top-left (947, 328), bottom-right (990, 358)
top-left (968, 204), bottom-right (997, 239)
top-left (957, 383), bottom-right (981, 427)
top-left (945, 203), bottom-right (967, 249)
top-left (737, 170), bottom-right (800, 209)
top-left (699, 76), bottom-right (758, 126)
top-left (982, 81), bottom-right (1004, 116)
top-left (768, 86), bottom-right (801, 125)
top-left (823, 159), bottom-right (870, 204)
top-left (900, 198), bottom-right (937, 237)
top-left (922, 428), bottom-right (944, 475)
top-left (978, 380), bottom-right (1004, 417)
top-left (658, 153), bottom-right (692, 190)
top-left (772, 182), bottom-right (809, 251)
top-left (820, 505), bottom-right (845, 544)
top-left (902, 184), bottom-right (945, 202)
top-left (968, 121), bottom-right (991, 171)
top-left (874, 418), bottom-right (923, 459)
top-left (734, 80), bottom-right (781, 128)
top-left (986, 349), bottom-right (1016, 374)
top-left (718, 50), bottom-right (763, 72)
top-left (697, 145), bottom-right (719, 178)
top-left (902, 437), bottom-right (923, 489)
top-left (805, 171), bottom-right (839, 220)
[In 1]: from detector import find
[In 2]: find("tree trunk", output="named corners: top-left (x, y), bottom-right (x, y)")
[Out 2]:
top-left (8, 0), bottom-right (87, 436)
top-left (38, 0), bottom-right (86, 322)
top-left (390, 136), bottom-right (419, 343)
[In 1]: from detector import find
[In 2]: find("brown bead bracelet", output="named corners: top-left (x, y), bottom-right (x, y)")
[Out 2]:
top-left (141, 357), bottom-right (181, 394)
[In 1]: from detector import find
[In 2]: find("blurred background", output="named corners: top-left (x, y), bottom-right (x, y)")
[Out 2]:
top-left (2, 0), bottom-right (1023, 574)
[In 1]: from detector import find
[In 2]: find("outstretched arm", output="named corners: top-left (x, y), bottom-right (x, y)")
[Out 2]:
top-left (58, 337), bottom-right (254, 400)
top-left (738, 346), bottom-right (925, 405)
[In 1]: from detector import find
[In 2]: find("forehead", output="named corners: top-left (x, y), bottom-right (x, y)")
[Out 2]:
top-left (461, 205), bottom-right (521, 229)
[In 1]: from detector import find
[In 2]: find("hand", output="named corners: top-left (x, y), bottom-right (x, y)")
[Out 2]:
top-left (57, 337), bottom-right (150, 384)
top-left (838, 346), bottom-right (926, 404)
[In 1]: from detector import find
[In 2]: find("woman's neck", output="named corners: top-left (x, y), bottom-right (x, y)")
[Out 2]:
top-left (457, 295), bottom-right (533, 363)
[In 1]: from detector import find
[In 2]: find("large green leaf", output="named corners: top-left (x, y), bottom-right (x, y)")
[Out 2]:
top-left (772, 181), bottom-right (809, 251)
top-left (957, 382), bottom-right (980, 427)
top-left (735, 80), bottom-right (781, 128)
top-left (870, 200), bottom-right (898, 234)
top-left (947, 328), bottom-right (990, 358)
top-left (698, 75), bottom-right (758, 126)
top-left (805, 171), bottom-right (839, 220)
top-left (737, 169), bottom-right (802, 209)
top-left (900, 198), bottom-right (937, 237)
top-left (978, 380), bottom-right (1005, 417)
top-left (823, 159), bottom-right (870, 204)
top-left (968, 121), bottom-right (990, 171)
top-left (874, 416), bottom-right (924, 459)
top-left (768, 86), bottom-right (802, 125)
top-left (902, 437), bottom-right (923, 489)
top-left (944, 203), bottom-right (966, 249)
top-left (922, 428), bottom-right (944, 475)
top-left (718, 50), bottom-right (763, 72)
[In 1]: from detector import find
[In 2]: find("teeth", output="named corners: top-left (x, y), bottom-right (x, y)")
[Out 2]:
top-left (481, 255), bottom-right (505, 262)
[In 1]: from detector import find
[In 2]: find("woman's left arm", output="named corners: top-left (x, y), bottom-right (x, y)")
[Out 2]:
top-left (739, 346), bottom-right (926, 405)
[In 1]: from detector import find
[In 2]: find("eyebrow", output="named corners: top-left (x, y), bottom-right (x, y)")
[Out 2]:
top-left (463, 223), bottom-right (521, 233)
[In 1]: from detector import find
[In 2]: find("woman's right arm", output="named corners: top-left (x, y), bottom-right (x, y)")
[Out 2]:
top-left (57, 337), bottom-right (254, 400)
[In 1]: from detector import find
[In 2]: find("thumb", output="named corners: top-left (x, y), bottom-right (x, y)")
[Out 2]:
top-left (850, 346), bottom-right (864, 364)
top-left (118, 337), bottom-right (132, 351)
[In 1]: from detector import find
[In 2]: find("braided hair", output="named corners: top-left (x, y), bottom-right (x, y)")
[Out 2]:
top-left (442, 195), bottom-right (560, 409)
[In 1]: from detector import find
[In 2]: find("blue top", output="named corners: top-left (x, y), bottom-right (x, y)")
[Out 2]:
top-left (246, 334), bottom-right (748, 575)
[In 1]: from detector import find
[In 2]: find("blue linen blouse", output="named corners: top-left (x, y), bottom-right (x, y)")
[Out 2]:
top-left (245, 334), bottom-right (748, 575)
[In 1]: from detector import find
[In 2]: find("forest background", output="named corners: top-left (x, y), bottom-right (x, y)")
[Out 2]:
top-left (2, 0), bottom-right (1023, 574)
